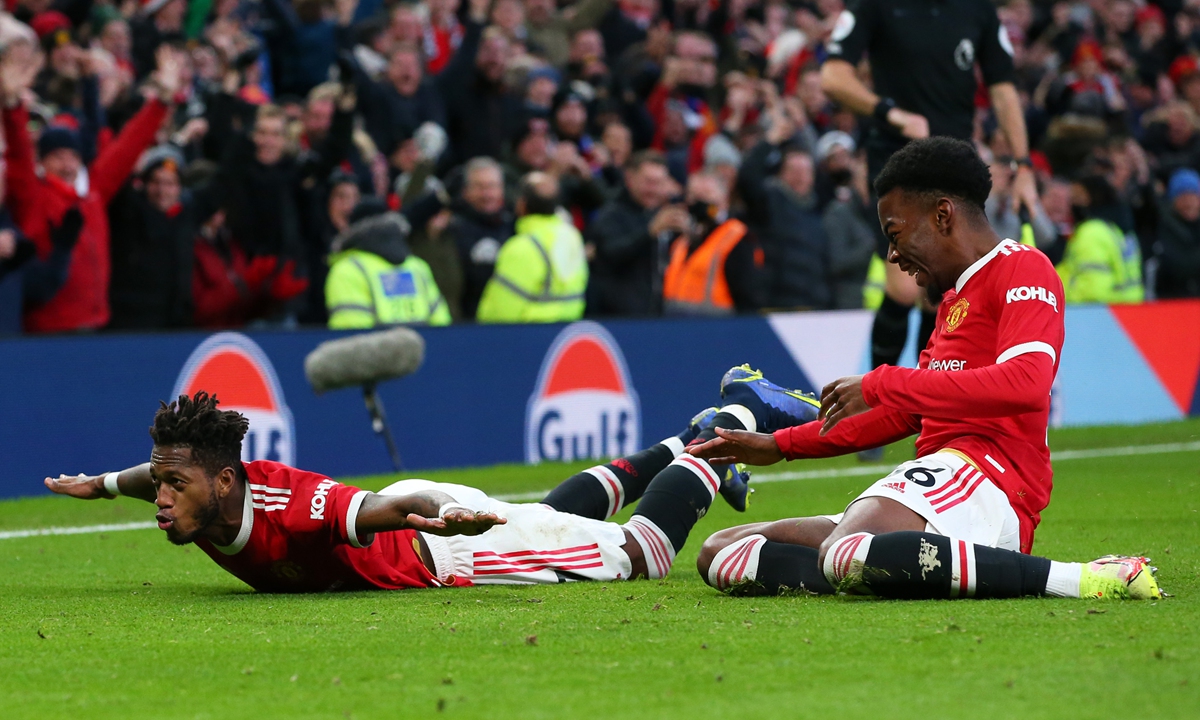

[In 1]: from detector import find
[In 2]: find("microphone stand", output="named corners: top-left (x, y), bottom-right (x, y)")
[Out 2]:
top-left (362, 382), bottom-right (403, 471)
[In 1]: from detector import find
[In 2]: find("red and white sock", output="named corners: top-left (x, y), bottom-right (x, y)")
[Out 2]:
top-left (944, 537), bottom-right (980, 598)
top-left (822, 532), bottom-right (873, 590)
top-left (707, 534), bottom-right (768, 591)
top-left (583, 465), bottom-right (626, 520)
top-left (623, 515), bottom-right (676, 579)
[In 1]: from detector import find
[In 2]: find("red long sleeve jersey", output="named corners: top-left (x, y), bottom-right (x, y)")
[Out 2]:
top-left (195, 461), bottom-right (470, 592)
top-left (776, 241), bottom-right (1064, 551)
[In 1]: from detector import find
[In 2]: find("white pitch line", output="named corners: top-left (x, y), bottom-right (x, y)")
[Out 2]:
top-left (0, 521), bottom-right (157, 541)
top-left (4, 440), bottom-right (1199, 540)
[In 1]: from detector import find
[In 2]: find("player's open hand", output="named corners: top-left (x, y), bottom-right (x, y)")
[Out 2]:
top-left (407, 508), bottom-right (507, 537)
top-left (44, 473), bottom-right (113, 500)
top-left (686, 428), bottom-right (784, 466)
top-left (819, 374), bottom-right (871, 435)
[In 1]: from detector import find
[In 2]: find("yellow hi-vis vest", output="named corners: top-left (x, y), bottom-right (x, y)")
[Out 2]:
top-left (476, 213), bottom-right (588, 323)
top-left (863, 254), bottom-right (886, 310)
top-left (1057, 219), bottom-right (1144, 305)
top-left (325, 250), bottom-right (451, 328)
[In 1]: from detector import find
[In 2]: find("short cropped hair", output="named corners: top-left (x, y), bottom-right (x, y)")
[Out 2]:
top-left (149, 391), bottom-right (249, 478)
top-left (255, 103), bottom-right (287, 126)
top-left (464, 156), bottom-right (503, 185)
top-left (520, 173), bottom-right (560, 215)
top-left (873, 137), bottom-right (992, 213)
top-left (626, 149), bottom-right (667, 173)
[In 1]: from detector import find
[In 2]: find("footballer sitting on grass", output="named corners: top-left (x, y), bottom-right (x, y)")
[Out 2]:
top-left (43, 383), bottom-right (812, 592)
top-left (689, 137), bottom-right (1163, 601)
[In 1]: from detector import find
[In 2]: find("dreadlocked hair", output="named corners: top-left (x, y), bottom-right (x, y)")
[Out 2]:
top-left (149, 391), bottom-right (249, 478)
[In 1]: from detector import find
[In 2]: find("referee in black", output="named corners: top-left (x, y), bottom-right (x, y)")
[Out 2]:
top-left (821, 0), bottom-right (1037, 378)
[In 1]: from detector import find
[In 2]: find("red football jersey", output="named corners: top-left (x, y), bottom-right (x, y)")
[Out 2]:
top-left (194, 461), bottom-right (470, 592)
top-left (778, 240), bottom-right (1064, 551)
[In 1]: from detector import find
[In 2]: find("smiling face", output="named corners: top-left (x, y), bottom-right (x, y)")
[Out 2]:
top-left (878, 189), bottom-right (960, 303)
top-left (149, 446), bottom-right (224, 545)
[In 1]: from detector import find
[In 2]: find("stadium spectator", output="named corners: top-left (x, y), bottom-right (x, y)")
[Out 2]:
top-left (2, 43), bottom-right (180, 333)
top-left (207, 69), bottom-right (357, 321)
top-left (662, 170), bottom-right (766, 316)
top-left (260, 0), bottom-right (344, 98)
top-left (447, 156), bottom-right (513, 320)
top-left (440, 0), bottom-right (522, 166)
top-left (325, 202), bottom-right (451, 328)
top-left (130, 0), bottom-right (186, 79)
top-left (477, 171), bottom-right (587, 322)
top-left (354, 41), bottom-right (447, 161)
top-left (983, 146), bottom-right (1057, 250)
top-left (527, 0), bottom-right (614, 71)
top-left (107, 145), bottom-right (215, 330)
top-left (646, 31), bottom-right (719, 181)
top-left (738, 114), bottom-right (831, 310)
top-left (816, 135), bottom-right (877, 310)
top-left (587, 149), bottom-right (684, 316)
top-left (191, 210), bottom-right (308, 329)
top-left (1058, 175), bottom-right (1144, 304)
top-left (0, 207), bottom-right (81, 335)
top-left (1154, 168), bottom-right (1200, 298)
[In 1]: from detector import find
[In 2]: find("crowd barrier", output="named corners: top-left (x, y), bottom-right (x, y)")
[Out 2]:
top-left (1, 300), bottom-right (1197, 499)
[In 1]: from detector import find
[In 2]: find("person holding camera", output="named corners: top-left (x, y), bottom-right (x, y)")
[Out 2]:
top-left (662, 170), bottom-right (766, 316)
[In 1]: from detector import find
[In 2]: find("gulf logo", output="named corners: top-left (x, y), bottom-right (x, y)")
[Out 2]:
top-left (525, 322), bottom-right (641, 463)
top-left (172, 333), bottom-right (296, 465)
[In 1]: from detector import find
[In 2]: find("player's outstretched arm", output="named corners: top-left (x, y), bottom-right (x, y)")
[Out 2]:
top-left (44, 464), bottom-right (157, 503)
top-left (356, 491), bottom-right (506, 537)
top-left (686, 428), bottom-right (785, 466)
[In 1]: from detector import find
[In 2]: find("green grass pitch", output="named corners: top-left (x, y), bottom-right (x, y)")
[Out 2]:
top-left (1, 420), bottom-right (1197, 719)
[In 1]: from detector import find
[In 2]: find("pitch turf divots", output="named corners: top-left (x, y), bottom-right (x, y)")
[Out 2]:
top-left (0, 420), bottom-right (1197, 719)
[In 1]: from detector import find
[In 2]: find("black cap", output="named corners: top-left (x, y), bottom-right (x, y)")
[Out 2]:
top-left (349, 196), bottom-right (390, 224)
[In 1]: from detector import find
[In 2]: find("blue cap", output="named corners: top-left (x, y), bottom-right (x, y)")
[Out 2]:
top-left (526, 65), bottom-right (561, 86)
top-left (1168, 168), bottom-right (1200, 200)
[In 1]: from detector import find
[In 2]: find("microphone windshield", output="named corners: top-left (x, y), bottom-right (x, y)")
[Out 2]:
top-left (305, 327), bottom-right (426, 394)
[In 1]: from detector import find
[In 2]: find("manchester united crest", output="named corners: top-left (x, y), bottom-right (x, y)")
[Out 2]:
top-left (945, 298), bottom-right (970, 333)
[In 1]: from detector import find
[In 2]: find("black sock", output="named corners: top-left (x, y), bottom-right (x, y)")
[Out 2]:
top-left (871, 295), bottom-right (911, 368)
top-left (625, 454), bottom-right (722, 578)
top-left (751, 542), bottom-right (835, 595)
top-left (541, 443), bottom-right (677, 520)
top-left (705, 535), bottom-right (835, 595)
top-left (757, 542), bottom-right (836, 594)
top-left (917, 308), bottom-right (937, 352)
top-left (834, 532), bottom-right (1053, 599)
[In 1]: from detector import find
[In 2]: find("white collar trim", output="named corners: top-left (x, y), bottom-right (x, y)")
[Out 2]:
top-left (210, 482), bottom-right (253, 556)
top-left (955, 239), bottom-right (1015, 293)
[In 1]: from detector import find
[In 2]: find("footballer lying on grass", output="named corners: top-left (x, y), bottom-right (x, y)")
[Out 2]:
top-left (689, 137), bottom-right (1162, 601)
top-left (44, 379), bottom-right (814, 592)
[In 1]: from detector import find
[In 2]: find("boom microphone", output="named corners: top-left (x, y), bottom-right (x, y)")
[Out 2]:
top-left (304, 328), bottom-right (426, 470)
top-left (304, 327), bottom-right (425, 394)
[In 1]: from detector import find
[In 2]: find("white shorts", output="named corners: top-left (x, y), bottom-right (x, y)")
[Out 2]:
top-left (821, 451), bottom-right (1022, 552)
top-left (379, 479), bottom-right (633, 585)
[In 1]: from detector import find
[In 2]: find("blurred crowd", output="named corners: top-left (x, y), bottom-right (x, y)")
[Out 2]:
top-left (0, 0), bottom-right (1199, 335)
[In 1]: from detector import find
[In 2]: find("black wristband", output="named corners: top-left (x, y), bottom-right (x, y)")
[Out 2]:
top-left (873, 97), bottom-right (896, 123)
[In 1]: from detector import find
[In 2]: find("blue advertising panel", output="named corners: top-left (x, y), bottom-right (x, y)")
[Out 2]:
top-left (0, 304), bottom-right (1194, 499)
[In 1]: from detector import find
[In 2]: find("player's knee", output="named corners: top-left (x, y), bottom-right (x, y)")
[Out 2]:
top-left (816, 535), bottom-right (839, 571)
top-left (696, 531), bottom-right (727, 583)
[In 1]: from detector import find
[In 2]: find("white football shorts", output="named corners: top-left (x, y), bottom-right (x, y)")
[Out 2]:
top-left (378, 479), bottom-right (633, 585)
top-left (821, 450), bottom-right (1022, 551)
